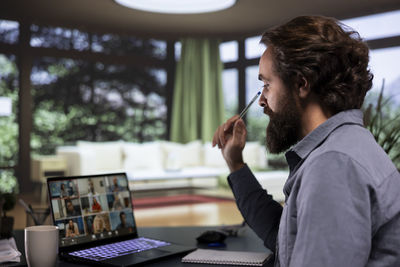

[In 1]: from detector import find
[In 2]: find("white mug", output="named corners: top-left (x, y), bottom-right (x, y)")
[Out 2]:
top-left (25, 225), bottom-right (59, 267)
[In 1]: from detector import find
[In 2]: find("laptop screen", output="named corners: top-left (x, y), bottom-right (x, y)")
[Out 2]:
top-left (47, 173), bottom-right (137, 248)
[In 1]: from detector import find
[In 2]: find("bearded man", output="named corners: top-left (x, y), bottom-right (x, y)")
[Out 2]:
top-left (213, 15), bottom-right (400, 267)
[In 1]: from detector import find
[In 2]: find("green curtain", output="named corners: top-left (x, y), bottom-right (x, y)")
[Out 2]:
top-left (170, 38), bottom-right (225, 143)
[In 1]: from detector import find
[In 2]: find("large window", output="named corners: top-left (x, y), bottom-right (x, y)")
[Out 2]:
top-left (0, 20), bottom-right (19, 44)
top-left (342, 9), bottom-right (400, 40)
top-left (30, 52), bottom-right (167, 155)
top-left (6, 24), bottom-right (168, 157)
top-left (220, 41), bottom-right (238, 63)
top-left (30, 25), bottom-right (90, 51)
top-left (0, 19), bottom-right (19, 170)
top-left (0, 54), bottom-right (18, 168)
top-left (369, 46), bottom-right (400, 102)
top-left (222, 69), bottom-right (238, 120)
top-left (245, 36), bottom-right (263, 59)
top-left (343, 11), bottom-right (400, 104)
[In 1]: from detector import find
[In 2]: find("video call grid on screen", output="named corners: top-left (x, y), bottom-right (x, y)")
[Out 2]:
top-left (48, 174), bottom-right (136, 247)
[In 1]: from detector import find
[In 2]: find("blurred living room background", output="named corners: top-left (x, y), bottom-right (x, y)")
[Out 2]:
top-left (1, 0), bottom-right (400, 230)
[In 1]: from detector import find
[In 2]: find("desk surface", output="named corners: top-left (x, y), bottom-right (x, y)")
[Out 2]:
top-left (10, 225), bottom-right (274, 267)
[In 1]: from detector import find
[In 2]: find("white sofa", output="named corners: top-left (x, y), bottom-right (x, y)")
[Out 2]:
top-left (56, 140), bottom-right (267, 176)
top-left (56, 140), bottom-right (288, 201)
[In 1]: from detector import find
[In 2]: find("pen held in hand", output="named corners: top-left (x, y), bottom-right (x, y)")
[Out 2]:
top-left (224, 91), bottom-right (261, 133)
top-left (239, 91), bottom-right (261, 119)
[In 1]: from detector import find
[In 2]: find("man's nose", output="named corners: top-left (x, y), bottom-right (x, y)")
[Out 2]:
top-left (258, 93), bottom-right (267, 107)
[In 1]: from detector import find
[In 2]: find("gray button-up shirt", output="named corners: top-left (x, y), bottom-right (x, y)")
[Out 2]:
top-left (228, 109), bottom-right (400, 267)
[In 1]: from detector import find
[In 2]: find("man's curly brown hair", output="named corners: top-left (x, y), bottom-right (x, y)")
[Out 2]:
top-left (261, 15), bottom-right (373, 115)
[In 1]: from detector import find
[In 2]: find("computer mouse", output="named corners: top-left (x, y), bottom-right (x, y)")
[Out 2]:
top-left (196, 230), bottom-right (227, 244)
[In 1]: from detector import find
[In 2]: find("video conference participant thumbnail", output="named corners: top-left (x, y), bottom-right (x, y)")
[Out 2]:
top-left (55, 217), bottom-right (85, 239)
top-left (81, 195), bottom-right (109, 215)
top-left (110, 210), bottom-right (135, 232)
top-left (106, 191), bottom-right (132, 211)
top-left (84, 213), bottom-right (112, 235)
top-left (77, 177), bottom-right (107, 196)
top-left (49, 180), bottom-right (79, 199)
top-left (106, 176), bottom-right (128, 193)
top-left (65, 199), bottom-right (81, 217)
top-left (51, 195), bottom-right (81, 220)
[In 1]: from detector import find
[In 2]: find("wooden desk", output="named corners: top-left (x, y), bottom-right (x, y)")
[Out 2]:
top-left (9, 225), bottom-right (274, 267)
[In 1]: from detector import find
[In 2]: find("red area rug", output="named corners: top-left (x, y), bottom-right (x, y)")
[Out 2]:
top-left (132, 194), bottom-right (235, 209)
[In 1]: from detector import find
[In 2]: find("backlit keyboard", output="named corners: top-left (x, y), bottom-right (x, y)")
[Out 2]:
top-left (69, 237), bottom-right (170, 261)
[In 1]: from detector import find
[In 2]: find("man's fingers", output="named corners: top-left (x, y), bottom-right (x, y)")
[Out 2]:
top-left (219, 124), bottom-right (227, 146)
top-left (212, 115), bottom-right (240, 148)
top-left (212, 126), bottom-right (219, 147)
top-left (233, 119), bottom-right (247, 147)
top-left (212, 125), bottom-right (227, 148)
top-left (224, 115), bottom-right (240, 132)
top-left (212, 125), bottom-right (222, 148)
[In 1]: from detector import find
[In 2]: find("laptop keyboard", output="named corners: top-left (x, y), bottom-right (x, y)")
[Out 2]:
top-left (69, 237), bottom-right (171, 261)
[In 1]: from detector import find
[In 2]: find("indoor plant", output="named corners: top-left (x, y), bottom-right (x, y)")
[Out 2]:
top-left (363, 80), bottom-right (400, 170)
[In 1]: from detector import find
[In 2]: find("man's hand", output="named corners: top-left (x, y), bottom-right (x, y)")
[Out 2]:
top-left (212, 115), bottom-right (247, 172)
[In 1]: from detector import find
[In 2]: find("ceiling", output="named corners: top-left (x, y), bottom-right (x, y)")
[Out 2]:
top-left (1, 0), bottom-right (400, 40)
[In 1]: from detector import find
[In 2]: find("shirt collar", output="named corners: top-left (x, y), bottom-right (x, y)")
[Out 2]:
top-left (285, 109), bottom-right (365, 171)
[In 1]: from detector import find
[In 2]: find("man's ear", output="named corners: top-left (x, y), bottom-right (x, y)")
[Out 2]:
top-left (297, 75), bottom-right (310, 99)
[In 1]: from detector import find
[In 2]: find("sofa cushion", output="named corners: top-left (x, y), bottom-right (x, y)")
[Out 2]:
top-left (77, 141), bottom-right (123, 172)
top-left (162, 140), bottom-right (203, 169)
top-left (203, 141), bottom-right (267, 169)
top-left (243, 142), bottom-right (267, 169)
top-left (122, 141), bottom-right (164, 171)
top-left (203, 142), bottom-right (227, 168)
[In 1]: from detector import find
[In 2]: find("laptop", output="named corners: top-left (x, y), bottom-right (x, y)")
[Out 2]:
top-left (47, 172), bottom-right (195, 266)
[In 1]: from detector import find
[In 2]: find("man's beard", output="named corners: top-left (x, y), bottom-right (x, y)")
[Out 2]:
top-left (264, 91), bottom-right (302, 154)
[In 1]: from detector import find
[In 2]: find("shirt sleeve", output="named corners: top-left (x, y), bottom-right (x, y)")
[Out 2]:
top-left (290, 151), bottom-right (372, 267)
top-left (228, 164), bottom-right (283, 251)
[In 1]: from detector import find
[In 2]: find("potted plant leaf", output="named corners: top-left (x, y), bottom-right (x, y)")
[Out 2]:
top-left (363, 80), bottom-right (400, 171)
top-left (0, 170), bottom-right (18, 238)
